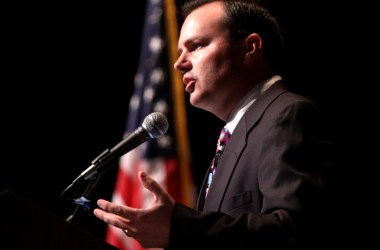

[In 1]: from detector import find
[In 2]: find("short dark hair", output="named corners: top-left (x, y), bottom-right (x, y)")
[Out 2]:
top-left (179, 0), bottom-right (285, 74)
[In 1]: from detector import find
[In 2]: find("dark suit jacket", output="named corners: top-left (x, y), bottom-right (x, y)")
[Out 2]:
top-left (168, 81), bottom-right (335, 249)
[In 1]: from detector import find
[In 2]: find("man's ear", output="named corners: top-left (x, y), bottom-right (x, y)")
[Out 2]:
top-left (244, 33), bottom-right (262, 57)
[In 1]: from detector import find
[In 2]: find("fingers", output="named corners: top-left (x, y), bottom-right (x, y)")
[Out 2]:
top-left (93, 172), bottom-right (173, 247)
top-left (93, 207), bottom-right (136, 238)
top-left (96, 199), bottom-right (137, 219)
top-left (93, 206), bottom-right (131, 229)
top-left (94, 199), bottom-right (134, 228)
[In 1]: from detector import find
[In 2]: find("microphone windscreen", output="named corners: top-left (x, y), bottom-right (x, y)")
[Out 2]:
top-left (143, 112), bottom-right (169, 138)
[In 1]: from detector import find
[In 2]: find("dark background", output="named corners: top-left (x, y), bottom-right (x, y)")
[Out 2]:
top-left (1, 0), bottom-right (371, 245)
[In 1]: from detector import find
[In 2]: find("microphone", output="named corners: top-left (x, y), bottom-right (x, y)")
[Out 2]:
top-left (68, 112), bottom-right (168, 189)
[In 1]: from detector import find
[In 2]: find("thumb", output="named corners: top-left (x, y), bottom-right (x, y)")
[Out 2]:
top-left (138, 171), bottom-right (175, 206)
top-left (138, 171), bottom-right (166, 196)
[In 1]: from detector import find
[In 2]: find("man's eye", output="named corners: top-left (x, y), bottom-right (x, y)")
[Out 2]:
top-left (190, 43), bottom-right (202, 51)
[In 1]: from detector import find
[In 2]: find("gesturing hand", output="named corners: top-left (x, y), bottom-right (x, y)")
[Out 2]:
top-left (93, 171), bottom-right (175, 248)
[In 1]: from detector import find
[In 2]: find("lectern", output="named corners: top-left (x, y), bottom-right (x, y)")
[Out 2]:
top-left (0, 190), bottom-right (119, 250)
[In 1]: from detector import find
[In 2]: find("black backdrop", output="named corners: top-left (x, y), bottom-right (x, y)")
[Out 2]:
top-left (1, 0), bottom-right (370, 245)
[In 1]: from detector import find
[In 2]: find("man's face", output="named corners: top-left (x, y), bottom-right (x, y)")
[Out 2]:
top-left (174, 2), bottom-right (245, 118)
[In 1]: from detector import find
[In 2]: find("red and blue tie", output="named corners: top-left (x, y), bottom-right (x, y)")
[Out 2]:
top-left (205, 126), bottom-right (231, 198)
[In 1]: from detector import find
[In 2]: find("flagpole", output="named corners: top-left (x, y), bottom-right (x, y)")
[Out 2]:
top-left (164, 0), bottom-right (195, 208)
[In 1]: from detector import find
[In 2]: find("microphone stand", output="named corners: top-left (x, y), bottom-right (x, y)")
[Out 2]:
top-left (66, 172), bottom-right (105, 224)
top-left (62, 149), bottom-right (119, 225)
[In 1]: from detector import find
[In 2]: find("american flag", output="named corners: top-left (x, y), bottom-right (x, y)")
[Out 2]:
top-left (104, 0), bottom-right (195, 249)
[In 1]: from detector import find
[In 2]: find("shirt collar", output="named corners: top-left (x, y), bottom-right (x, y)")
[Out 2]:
top-left (225, 75), bottom-right (282, 134)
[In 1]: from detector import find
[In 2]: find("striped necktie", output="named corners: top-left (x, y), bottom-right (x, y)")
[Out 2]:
top-left (205, 126), bottom-right (231, 198)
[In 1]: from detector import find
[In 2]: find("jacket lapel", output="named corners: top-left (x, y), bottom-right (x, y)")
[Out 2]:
top-left (200, 81), bottom-right (288, 211)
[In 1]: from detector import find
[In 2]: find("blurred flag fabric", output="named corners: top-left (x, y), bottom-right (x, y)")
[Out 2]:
top-left (104, 0), bottom-right (196, 249)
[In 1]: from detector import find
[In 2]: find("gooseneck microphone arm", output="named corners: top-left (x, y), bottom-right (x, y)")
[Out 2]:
top-left (61, 112), bottom-right (169, 223)
top-left (64, 125), bottom-right (151, 194)
top-left (61, 112), bottom-right (169, 198)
